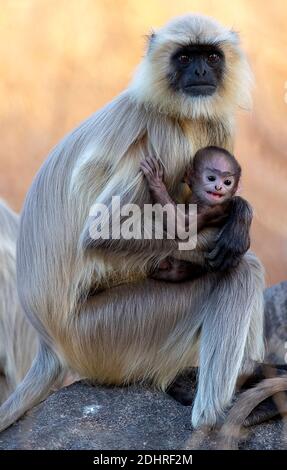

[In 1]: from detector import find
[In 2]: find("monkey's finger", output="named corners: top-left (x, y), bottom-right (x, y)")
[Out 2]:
top-left (206, 245), bottom-right (221, 260)
top-left (156, 160), bottom-right (164, 178)
top-left (145, 155), bottom-right (156, 164)
top-left (149, 156), bottom-right (164, 179)
top-left (140, 169), bottom-right (153, 182)
top-left (208, 249), bottom-right (242, 271)
top-left (140, 161), bottom-right (150, 172)
top-left (146, 155), bottom-right (162, 175)
top-left (140, 159), bottom-right (152, 169)
top-left (140, 164), bottom-right (150, 176)
top-left (152, 156), bottom-right (160, 171)
top-left (146, 154), bottom-right (157, 164)
top-left (153, 157), bottom-right (163, 174)
top-left (140, 161), bottom-right (154, 176)
top-left (219, 254), bottom-right (241, 271)
top-left (146, 156), bottom-right (158, 173)
top-left (207, 247), bottom-right (231, 270)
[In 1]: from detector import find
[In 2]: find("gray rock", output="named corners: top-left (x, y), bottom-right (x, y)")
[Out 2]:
top-left (0, 380), bottom-right (284, 450)
top-left (0, 281), bottom-right (286, 450)
top-left (264, 281), bottom-right (287, 364)
top-left (0, 381), bottom-right (194, 450)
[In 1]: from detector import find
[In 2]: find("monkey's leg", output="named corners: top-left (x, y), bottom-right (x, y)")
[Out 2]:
top-left (0, 342), bottom-right (63, 432)
top-left (191, 252), bottom-right (265, 428)
top-left (58, 276), bottom-right (217, 395)
top-left (0, 277), bottom-right (208, 433)
top-left (0, 374), bottom-right (11, 405)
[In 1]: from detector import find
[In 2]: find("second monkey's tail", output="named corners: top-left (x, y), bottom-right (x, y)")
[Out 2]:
top-left (219, 375), bottom-right (287, 449)
top-left (0, 342), bottom-right (63, 433)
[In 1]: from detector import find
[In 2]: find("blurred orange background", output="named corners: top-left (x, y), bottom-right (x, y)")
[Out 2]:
top-left (0, 0), bottom-right (286, 286)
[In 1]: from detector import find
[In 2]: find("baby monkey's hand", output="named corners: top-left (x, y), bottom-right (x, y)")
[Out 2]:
top-left (198, 204), bottom-right (228, 230)
top-left (140, 155), bottom-right (164, 193)
top-left (203, 204), bottom-right (227, 220)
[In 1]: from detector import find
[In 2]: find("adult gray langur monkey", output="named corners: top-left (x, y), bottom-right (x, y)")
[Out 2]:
top-left (0, 14), bottom-right (265, 432)
top-left (0, 200), bottom-right (37, 403)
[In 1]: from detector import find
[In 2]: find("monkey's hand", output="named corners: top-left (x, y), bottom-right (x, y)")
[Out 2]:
top-left (198, 205), bottom-right (228, 231)
top-left (140, 155), bottom-right (165, 194)
top-left (206, 196), bottom-right (253, 271)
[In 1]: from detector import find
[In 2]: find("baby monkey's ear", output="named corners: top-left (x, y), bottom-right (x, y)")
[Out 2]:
top-left (182, 166), bottom-right (194, 184)
top-left (235, 178), bottom-right (242, 195)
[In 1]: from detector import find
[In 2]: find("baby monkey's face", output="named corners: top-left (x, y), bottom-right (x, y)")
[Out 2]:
top-left (188, 154), bottom-right (239, 206)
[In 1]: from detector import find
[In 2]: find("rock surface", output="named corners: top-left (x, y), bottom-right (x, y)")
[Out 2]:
top-left (264, 281), bottom-right (287, 364)
top-left (0, 380), bottom-right (285, 450)
top-left (0, 282), bottom-right (286, 450)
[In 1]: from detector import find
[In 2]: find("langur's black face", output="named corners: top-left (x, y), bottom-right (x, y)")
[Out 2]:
top-left (169, 44), bottom-right (225, 97)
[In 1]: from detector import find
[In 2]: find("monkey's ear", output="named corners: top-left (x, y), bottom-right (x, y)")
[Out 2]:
top-left (235, 178), bottom-right (242, 195)
top-left (229, 29), bottom-right (240, 44)
top-left (183, 166), bottom-right (194, 184)
top-left (146, 30), bottom-right (157, 54)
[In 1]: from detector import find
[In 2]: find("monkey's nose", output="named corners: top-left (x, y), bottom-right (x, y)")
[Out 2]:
top-left (215, 185), bottom-right (222, 191)
top-left (195, 67), bottom-right (207, 77)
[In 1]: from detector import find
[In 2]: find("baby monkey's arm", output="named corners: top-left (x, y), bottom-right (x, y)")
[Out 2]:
top-left (140, 156), bottom-right (175, 206)
top-left (140, 156), bottom-right (189, 236)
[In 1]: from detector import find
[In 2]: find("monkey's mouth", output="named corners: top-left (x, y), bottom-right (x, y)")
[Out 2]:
top-left (206, 191), bottom-right (224, 200)
top-left (183, 84), bottom-right (216, 96)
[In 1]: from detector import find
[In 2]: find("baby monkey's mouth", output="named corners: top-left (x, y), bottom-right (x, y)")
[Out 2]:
top-left (206, 191), bottom-right (224, 200)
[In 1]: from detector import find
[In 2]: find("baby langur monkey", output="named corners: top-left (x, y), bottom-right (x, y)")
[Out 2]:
top-left (141, 146), bottom-right (251, 281)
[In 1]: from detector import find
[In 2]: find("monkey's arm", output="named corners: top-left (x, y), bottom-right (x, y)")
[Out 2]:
top-left (196, 205), bottom-right (228, 231)
top-left (206, 196), bottom-right (253, 271)
top-left (140, 157), bottom-right (179, 208)
top-left (80, 169), bottom-right (179, 256)
top-left (140, 156), bottom-right (200, 236)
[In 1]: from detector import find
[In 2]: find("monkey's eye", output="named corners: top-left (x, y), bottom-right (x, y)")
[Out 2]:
top-left (207, 175), bottom-right (216, 182)
top-left (207, 53), bottom-right (220, 64)
top-left (178, 55), bottom-right (191, 65)
top-left (224, 179), bottom-right (232, 186)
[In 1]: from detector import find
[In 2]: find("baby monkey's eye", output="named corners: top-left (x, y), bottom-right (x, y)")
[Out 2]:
top-left (224, 179), bottom-right (232, 186)
top-left (207, 175), bottom-right (216, 182)
top-left (178, 55), bottom-right (192, 65)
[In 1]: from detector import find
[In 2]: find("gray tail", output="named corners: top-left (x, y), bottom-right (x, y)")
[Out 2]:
top-left (0, 342), bottom-right (62, 432)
